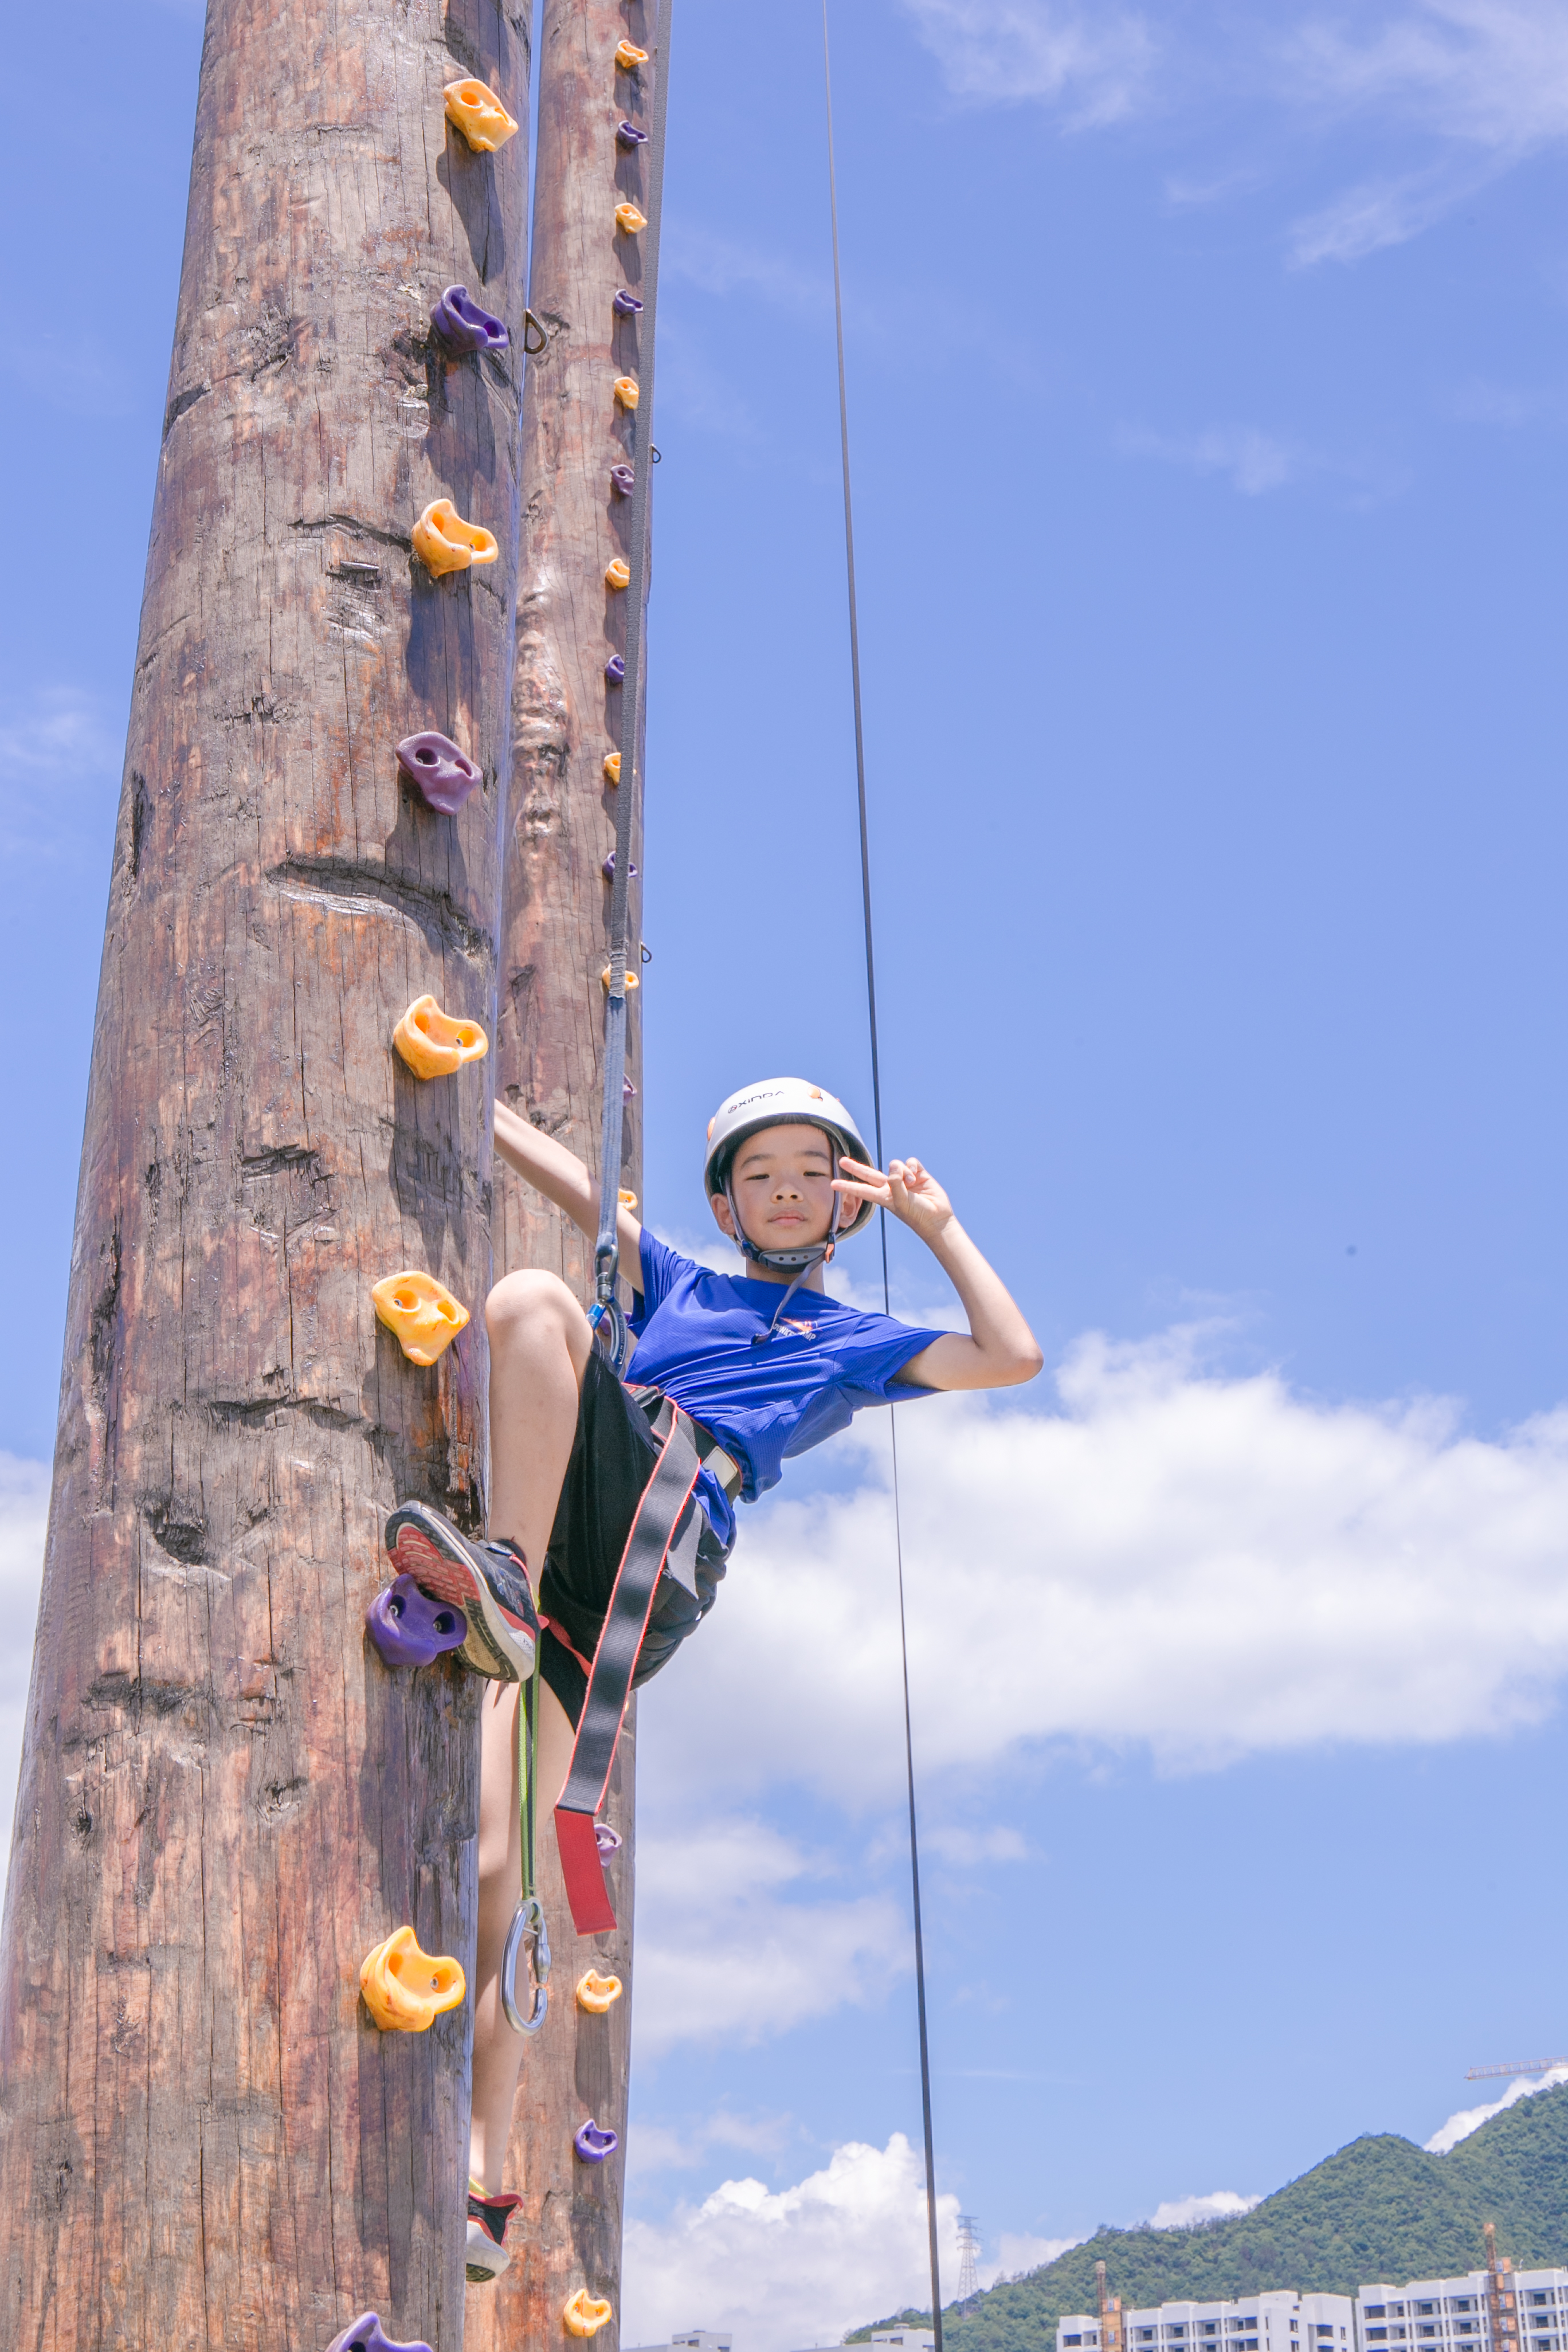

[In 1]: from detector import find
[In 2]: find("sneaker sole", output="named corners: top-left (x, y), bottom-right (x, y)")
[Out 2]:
top-left (466, 2210), bottom-right (514, 2281)
top-left (385, 1505), bottom-right (536, 1684)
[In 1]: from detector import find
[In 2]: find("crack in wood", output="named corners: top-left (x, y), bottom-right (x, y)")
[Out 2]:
top-left (269, 854), bottom-right (494, 961)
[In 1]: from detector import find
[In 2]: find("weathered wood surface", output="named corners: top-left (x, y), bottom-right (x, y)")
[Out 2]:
top-left (471, 1), bottom-right (654, 2343)
top-left (0, 0), bottom-right (530, 2339)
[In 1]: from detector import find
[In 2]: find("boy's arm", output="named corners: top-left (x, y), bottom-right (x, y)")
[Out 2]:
top-left (833, 1156), bottom-right (1044, 1393)
top-left (493, 1100), bottom-right (644, 1289)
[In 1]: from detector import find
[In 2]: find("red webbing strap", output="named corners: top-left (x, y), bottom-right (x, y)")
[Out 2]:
top-left (554, 1398), bottom-right (703, 1933)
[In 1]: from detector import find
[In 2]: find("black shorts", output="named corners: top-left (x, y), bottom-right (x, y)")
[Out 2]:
top-left (538, 1352), bottom-right (732, 1727)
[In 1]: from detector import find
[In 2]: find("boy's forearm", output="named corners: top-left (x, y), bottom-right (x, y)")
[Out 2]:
top-left (493, 1102), bottom-right (597, 1238)
top-left (493, 1103), bottom-right (645, 1287)
top-left (922, 1218), bottom-right (1044, 1385)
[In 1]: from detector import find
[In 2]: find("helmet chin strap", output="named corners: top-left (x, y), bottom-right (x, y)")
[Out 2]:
top-left (724, 1165), bottom-right (843, 1342)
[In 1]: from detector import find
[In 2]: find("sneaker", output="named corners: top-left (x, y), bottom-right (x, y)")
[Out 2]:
top-left (467, 2181), bottom-right (523, 2282)
top-left (384, 1502), bottom-right (539, 1683)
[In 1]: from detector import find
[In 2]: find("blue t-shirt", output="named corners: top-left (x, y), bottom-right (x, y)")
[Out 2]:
top-left (626, 1230), bottom-right (946, 1548)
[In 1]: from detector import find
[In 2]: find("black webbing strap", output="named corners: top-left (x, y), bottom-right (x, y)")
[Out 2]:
top-left (554, 1394), bottom-right (701, 1932)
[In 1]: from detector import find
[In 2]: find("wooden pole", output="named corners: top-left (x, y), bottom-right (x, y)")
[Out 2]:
top-left (467, 1), bottom-right (653, 2342)
top-left (0, 0), bottom-right (530, 2339)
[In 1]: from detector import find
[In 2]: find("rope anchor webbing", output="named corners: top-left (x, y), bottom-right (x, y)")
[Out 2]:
top-left (590, 0), bottom-right (675, 1377)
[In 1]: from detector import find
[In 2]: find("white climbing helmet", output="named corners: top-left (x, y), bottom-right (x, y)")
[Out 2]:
top-left (703, 1077), bottom-right (876, 1260)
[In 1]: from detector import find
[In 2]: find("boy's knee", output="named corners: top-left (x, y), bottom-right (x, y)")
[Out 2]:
top-left (485, 1267), bottom-right (583, 1342)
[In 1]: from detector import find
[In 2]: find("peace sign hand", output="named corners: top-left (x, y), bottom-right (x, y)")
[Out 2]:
top-left (834, 1155), bottom-right (956, 1245)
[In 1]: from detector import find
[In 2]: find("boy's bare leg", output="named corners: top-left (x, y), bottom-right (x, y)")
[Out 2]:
top-left (469, 1270), bottom-right (593, 2195)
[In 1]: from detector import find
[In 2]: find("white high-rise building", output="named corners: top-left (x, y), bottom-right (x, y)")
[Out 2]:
top-left (1357, 2269), bottom-right (1568, 2352)
top-left (1059, 2287), bottom-right (1356, 2352)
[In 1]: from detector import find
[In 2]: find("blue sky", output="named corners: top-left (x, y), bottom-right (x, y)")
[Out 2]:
top-left (4, 0), bottom-right (1568, 2343)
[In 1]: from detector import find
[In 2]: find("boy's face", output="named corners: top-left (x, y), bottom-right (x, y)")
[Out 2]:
top-left (710, 1123), bottom-right (838, 1253)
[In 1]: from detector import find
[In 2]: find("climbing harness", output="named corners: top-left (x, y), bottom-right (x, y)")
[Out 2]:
top-left (500, 1654), bottom-right (550, 2035)
top-left (822, 5), bottom-right (945, 2339)
top-left (589, 0), bottom-right (673, 1379)
top-left (551, 1386), bottom-right (738, 1934)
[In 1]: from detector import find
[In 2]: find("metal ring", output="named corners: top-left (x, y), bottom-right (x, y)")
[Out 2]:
top-left (640, 943), bottom-right (652, 963)
top-left (523, 309), bottom-right (548, 357)
top-left (501, 1895), bottom-right (551, 2035)
top-left (650, 445), bottom-right (661, 464)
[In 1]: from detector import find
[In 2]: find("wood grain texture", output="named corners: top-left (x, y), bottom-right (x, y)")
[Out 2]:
top-left (472, 1), bottom-right (653, 2343)
top-left (0, 0), bottom-right (530, 2340)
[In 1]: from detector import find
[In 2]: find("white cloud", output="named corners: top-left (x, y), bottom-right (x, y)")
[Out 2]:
top-left (622, 2133), bottom-right (959, 2352)
top-left (983, 2231), bottom-right (1084, 2284)
top-left (632, 1817), bottom-right (910, 2056)
top-left (901, 0), bottom-right (1568, 261)
top-left (901, 0), bottom-right (1157, 125)
top-left (1119, 425), bottom-right (1306, 495)
top-left (1287, 1), bottom-right (1568, 152)
top-left (641, 1322), bottom-right (1568, 1810)
top-left (0, 1460), bottom-right (49, 1895)
top-left (1425, 2065), bottom-right (1568, 2153)
top-left (1147, 2189), bottom-right (1262, 2227)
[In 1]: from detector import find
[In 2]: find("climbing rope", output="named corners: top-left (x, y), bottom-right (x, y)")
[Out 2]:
top-left (822, 7), bottom-right (945, 2342)
top-left (593, 0), bottom-right (675, 1371)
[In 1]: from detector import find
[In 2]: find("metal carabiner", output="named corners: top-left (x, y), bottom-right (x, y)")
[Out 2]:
top-left (587, 1293), bottom-right (630, 1375)
top-left (501, 1894), bottom-right (551, 2035)
top-left (523, 308), bottom-right (548, 357)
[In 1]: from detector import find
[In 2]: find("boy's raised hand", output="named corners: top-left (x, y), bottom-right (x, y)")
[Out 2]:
top-left (834, 1155), bottom-right (955, 1246)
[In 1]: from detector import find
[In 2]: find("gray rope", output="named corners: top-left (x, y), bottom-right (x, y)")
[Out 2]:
top-left (822, 6), bottom-right (945, 2343)
top-left (595, 0), bottom-right (675, 1338)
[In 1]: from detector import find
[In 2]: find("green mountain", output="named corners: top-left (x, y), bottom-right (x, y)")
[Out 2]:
top-left (852, 2083), bottom-right (1568, 2352)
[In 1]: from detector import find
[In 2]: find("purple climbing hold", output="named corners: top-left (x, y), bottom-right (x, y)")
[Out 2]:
top-left (574, 2119), bottom-right (620, 2164)
top-left (366, 1574), bottom-right (468, 1670)
top-left (624, 1075), bottom-right (637, 1100)
top-left (609, 464), bottom-right (636, 497)
top-left (601, 853), bottom-right (638, 883)
top-left (605, 655), bottom-right (626, 684)
top-left (594, 1821), bottom-right (623, 1859)
top-left (325, 2315), bottom-right (433, 2352)
top-left (611, 288), bottom-right (644, 317)
top-left (616, 119), bottom-right (649, 146)
top-left (430, 284), bottom-right (510, 356)
top-left (397, 730), bottom-right (482, 816)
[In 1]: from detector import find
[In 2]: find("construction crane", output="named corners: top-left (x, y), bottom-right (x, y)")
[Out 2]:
top-left (1466, 2058), bottom-right (1568, 2080)
top-left (1485, 2223), bottom-right (1519, 2352)
top-left (1099, 2261), bottom-right (1126, 2352)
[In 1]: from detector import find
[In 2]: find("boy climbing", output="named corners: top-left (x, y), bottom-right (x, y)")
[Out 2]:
top-left (383, 1076), bottom-right (1042, 2282)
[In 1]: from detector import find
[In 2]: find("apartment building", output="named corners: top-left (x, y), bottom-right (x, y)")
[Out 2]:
top-left (1358, 2270), bottom-right (1568, 2352)
top-left (1059, 2288), bottom-right (1357, 2352)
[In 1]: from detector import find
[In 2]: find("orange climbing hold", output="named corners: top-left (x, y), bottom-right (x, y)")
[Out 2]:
top-left (412, 499), bottom-right (499, 578)
top-left (373, 1270), bottom-right (471, 1366)
top-left (599, 965), bottom-right (640, 994)
top-left (574, 1968), bottom-right (624, 2013)
top-left (360, 1926), bottom-right (467, 2032)
top-left (618, 1190), bottom-right (637, 1210)
top-left (604, 558), bottom-right (631, 590)
top-left (613, 375), bottom-right (640, 410)
top-left (603, 752), bottom-right (621, 785)
top-left (393, 995), bottom-right (489, 1081)
top-left (614, 39), bottom-right (648, 68)
top-left (614, 202), bottom-right (647, 235)
top-left (444, 78), bottom-right (519, 153)
top-left (564, 2291), bottom-right (616, 2338)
